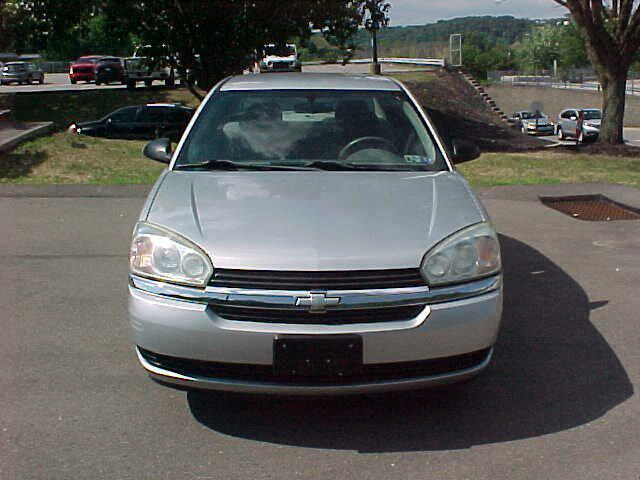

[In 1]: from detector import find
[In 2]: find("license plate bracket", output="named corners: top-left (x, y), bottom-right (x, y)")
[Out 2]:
top-left (273, 335), bottom-right (363, 378)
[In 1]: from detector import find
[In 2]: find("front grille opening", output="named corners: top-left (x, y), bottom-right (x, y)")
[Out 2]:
top-left (210, 304), bottom-right (424, 325)
top-left (209, 268), bottom-right (426, 290)
top-left (138, 347), bottom-right (491, 385)
top-left (540, 194), bottom-right (640, 221)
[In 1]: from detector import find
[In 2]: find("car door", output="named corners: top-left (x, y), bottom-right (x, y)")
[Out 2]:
top-left (560, 110), bottom-right (575, 136)
top-left (134, 106), bottom-right (166, 139)
top-left (163, 108), bottom-right (192, 141)
top-left (106, 106), bottom-right (140, 139)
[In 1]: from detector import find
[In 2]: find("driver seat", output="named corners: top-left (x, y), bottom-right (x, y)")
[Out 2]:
top-left (335, 100), bottom-right (383, 143)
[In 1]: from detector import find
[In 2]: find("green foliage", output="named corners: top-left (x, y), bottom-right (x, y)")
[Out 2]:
top-left (514, 22), bottom-right (588, 72)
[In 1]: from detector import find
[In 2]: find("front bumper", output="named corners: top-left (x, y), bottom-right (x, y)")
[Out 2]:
top-left (70, 72), bottom-right (94, 81)
top-left (526, 125), bottom-right (554, 135)
top-left (129, 274), bottom-right (503, 394)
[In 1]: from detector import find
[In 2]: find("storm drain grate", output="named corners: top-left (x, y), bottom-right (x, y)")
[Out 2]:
top-left (540, 194), bottom-right (640, 221)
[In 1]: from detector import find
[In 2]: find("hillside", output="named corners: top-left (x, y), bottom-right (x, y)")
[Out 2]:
top-left (352, 16), bottom-right (547, 58)
top-left (302, 16), bottom-right (552, 62)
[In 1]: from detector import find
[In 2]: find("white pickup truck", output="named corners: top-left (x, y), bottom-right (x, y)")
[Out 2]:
top-left (124, 45), bottom-right (175, 89)
top-left (257, 44), bottom-right (301, 73)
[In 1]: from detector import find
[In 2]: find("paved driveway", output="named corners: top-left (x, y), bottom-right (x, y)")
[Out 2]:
top-left (1, 183), bottom-right (639, 480)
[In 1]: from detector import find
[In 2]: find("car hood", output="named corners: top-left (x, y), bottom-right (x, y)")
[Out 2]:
top-left (71, 62), bottom-right (97, 68)
top-left (584, 119), bottom-right (601, 127)
top-left (524, 117), bottom-right (550, 124)
top-left (75, 119), bottom-right (103, 129)
top-left (145, 171), bottom-right (487, 270)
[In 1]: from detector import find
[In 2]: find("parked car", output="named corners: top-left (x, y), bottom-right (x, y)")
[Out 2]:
top-left (94, 57), bottom-right (126, 85)
top-left (0, 62), bottom-right (44, 85)
top-left (68, 103), bottom-right (193, 141)
top-left (257, 43), bottom-right (301, 73)
top-left (129, 73), bottom-right (503, 395)
top-left (556, 108), bottom-right (602, 142)
top-left (511, 110), bottom-right (554, 135)
top-left (69, 55), bottom-right (103, 84)
top-left (124, 56), bottom-right (175, 88)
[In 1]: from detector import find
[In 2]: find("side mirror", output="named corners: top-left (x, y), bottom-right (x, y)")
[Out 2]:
top-left (451, 138), bottom-right (480, 164)
top-left (143, 138), bottom-right (172, 164)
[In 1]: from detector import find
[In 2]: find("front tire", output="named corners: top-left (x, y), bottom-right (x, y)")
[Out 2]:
top-left (557, 127), bottom-right (565, 140)
top-left (144, 79), bottom-right (152, 87)
top-left (70, 78), bottom-right (77, 84)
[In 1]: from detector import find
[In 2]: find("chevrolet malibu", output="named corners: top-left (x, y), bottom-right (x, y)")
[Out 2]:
top-left (129, 73), bottom-right (503, 394)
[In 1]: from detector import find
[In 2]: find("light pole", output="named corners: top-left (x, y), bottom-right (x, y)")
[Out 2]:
top-left (363, 1), bottom-right (390, 75)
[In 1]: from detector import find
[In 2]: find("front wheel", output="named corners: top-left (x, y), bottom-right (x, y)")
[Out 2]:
top-left (144, 79), bottom-right (152, 87)
top-left (557, 127), bottom-right (565, 140)
top-left (38, 77), bottom-right (44, 84)
top-left (70, 78), bottom-right (77, 84)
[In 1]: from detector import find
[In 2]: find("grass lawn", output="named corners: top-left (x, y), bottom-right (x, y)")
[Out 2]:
top-left (0, 133), bottom-right (163, 184)
top-left (459, 151), bottom-right (640, 189)
top-left (2, 132), bottom-right (639, 187)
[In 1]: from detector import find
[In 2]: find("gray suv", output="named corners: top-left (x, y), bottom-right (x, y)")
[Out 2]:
top-left (129, 73), bottom-right (503, 394)
top-left (0, 62), bottom-right (44, 85)
top-left (556, 108), bottom-right (601, 142)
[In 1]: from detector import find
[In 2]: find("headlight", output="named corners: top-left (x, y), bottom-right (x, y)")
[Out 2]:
top-left (421, 222), bottom-right (501, 286)
top-left (129, 222), bottom-right (213, 287)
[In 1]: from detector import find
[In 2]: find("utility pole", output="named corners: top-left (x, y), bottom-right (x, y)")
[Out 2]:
top-left (371, 27), bottom-right (380, 74)
top-left (363, 1), bottom-right (390, 75)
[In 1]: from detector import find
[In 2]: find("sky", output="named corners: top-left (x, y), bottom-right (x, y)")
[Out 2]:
top-left (388, 0), bottom-right (568, 26)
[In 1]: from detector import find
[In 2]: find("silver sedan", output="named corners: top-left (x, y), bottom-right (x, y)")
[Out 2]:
top-left (129, 73), bottom-right (503, 395)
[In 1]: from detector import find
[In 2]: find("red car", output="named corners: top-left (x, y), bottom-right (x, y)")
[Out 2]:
top-left (69, 55), bottom-right (103, 84)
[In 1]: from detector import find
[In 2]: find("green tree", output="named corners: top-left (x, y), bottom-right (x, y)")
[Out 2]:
top-left (553, 0), bottom-right (640, 144)
top-left (515, 22), bottom-right (588, 72)
top-left (101, 0), bottom-right (364, 98)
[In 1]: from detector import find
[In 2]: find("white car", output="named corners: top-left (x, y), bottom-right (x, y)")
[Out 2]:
top-left (257, 44), bottom-right (301, 73)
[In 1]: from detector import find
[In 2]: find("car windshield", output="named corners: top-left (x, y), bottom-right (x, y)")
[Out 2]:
top-left (264, 45), bottom-right (295, 56)
top-left (583, 110), bottom-right (602, 120)
top-left (4, 64), bottom-right (25, 72)
top-left (175, 90), bottom-right (447, 172)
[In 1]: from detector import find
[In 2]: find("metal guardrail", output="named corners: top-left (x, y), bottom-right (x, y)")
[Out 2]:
top-left (302, 57), bottom-right (446, 68)
top-left (349, 57), bottom-right (446, 67)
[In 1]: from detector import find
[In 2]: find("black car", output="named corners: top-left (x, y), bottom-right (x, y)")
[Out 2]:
top-left (94, 57), bottom-right (126, 85)
top-left (69, 104), bottom-right (194, 141)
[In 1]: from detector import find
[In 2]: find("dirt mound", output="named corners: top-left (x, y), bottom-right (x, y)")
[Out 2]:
top-left (401, 70), bottom-right (548, 153)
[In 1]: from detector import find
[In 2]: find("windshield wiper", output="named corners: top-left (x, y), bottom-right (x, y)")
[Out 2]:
top-left (174, 160), bottom-right (315, 171)
top-left (304, 160), bottom-right (419, 172)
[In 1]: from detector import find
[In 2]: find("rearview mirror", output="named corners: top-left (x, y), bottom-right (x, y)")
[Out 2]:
top-left (143, 138), bottom-right (172, 164)
top-left (451, 138), bottom-right (480, 164)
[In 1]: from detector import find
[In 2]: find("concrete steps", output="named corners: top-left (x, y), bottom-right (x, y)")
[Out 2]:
top-left (458, 71), bottom-right (513, 125)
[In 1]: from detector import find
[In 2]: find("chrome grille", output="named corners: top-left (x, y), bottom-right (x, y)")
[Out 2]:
top-left (208, 268), bottom-right (426, 290)
top-left (210, 304), bottom-right (424, 325)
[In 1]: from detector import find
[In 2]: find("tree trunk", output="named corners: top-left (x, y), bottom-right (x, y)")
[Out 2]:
top-left (599, 73), bottom-right (627, 144)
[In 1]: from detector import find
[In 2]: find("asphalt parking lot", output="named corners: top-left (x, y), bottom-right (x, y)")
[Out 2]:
top-left (1, 183), bottom-right (639, 480)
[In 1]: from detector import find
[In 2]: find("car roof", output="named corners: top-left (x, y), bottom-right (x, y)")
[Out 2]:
top-left (220, 73), bottom-right (402, 92)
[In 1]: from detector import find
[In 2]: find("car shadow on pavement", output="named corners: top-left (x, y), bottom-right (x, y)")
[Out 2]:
top-left (187, 235), bottom-right (633, 452)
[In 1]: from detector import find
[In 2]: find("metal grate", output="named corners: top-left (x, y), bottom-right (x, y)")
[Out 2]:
top-left (540, 195), bottom-right (640, 221)
top-left (209, 268), bottom-right (426, 290)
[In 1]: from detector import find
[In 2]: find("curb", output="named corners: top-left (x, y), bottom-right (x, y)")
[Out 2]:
top-left (0, 121), bottom-right (54, 154)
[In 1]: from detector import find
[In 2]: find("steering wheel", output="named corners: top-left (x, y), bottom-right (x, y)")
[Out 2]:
top-left (338, 136), bottom-right (399, 161)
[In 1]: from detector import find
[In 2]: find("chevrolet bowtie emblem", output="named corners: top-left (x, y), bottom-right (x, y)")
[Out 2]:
top-left (296, 293), bottom-right (341, 313)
